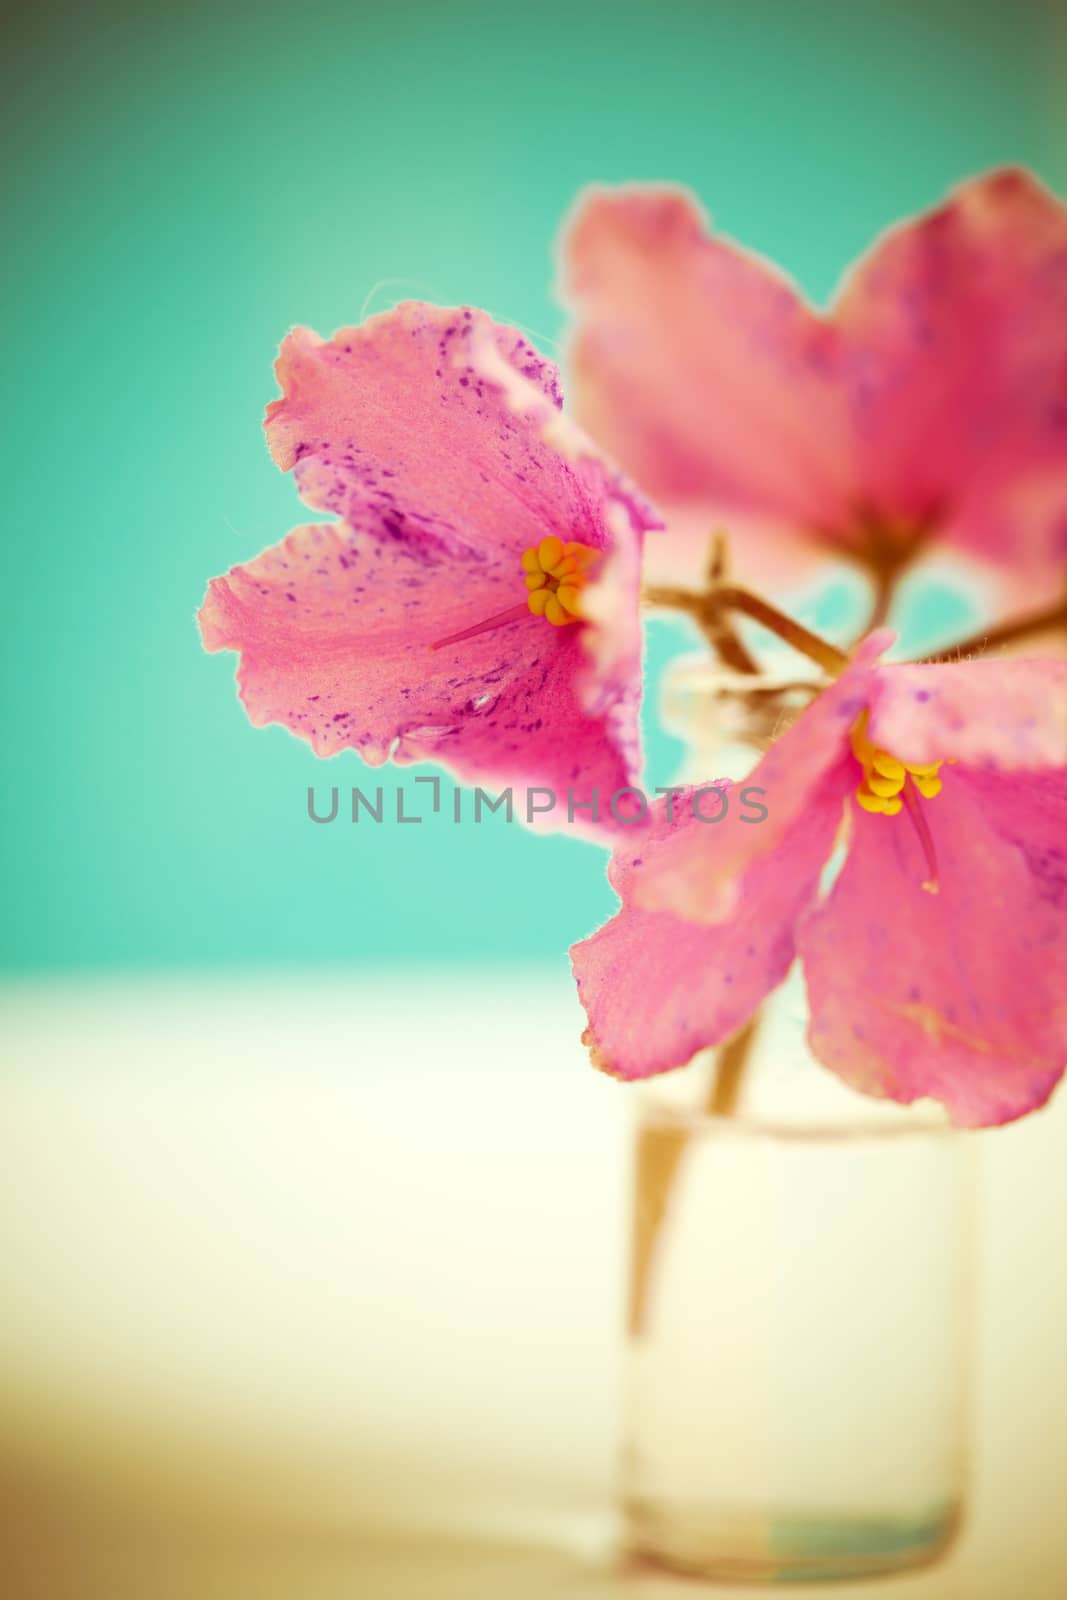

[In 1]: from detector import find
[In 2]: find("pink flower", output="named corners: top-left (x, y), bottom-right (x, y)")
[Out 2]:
top-left (199, 304), bottom-right (660, 831)
top-left (572, 633), bottom-right (1067, 1126)
top-left (560, 169), bottom-right (1067, 599)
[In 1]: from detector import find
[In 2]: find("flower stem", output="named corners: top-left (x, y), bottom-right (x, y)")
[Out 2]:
top-left (644, 538), bottom-right (760, 673)
top-left (629, 1017), bottom-right (761, 1338)
top-left (708, 1015), bottom-right (759, 1117)
top-left (703, 531), bottom-right (761, 673)
top-left (924, 593), bottom-right (1067, 663)
top-left (628, 1118), bottom-right (689, 1338)
top-left (714, 586), bottom-right (850, 677)
top-left (644, 580), bottom-right (848, 678)
top-left (861, 562), bottom-right (898, 637)
top-left (709, 626), bottom-right (761, 675)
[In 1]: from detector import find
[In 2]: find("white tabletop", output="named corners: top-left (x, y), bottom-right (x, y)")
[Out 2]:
top-left (2, 970), bottom-right (1065, 1597)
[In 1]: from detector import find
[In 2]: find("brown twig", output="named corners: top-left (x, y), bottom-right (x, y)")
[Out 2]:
top-left (922, 594), bottom-right (1067, 663)
top-left (627, 1002), bottom-right (762, 1341)
top-left (861, 561), bottom-right (899, 637)
top-left (644, 580), bottom-right (848, 679)
top-left (643, 529), bottom-right (762, 674)
top-left (713, 586), bottom-right (849, 677)
top-left (708, 1016), bottom-right (759, 1118)
top-left (631, 544), bottom-right (845, 1339)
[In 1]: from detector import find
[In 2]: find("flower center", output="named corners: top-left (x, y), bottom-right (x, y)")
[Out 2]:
top-left (521, 536), bottom-right (599, 627)
top-left (429, 536), bottom-right (602, 653)
top-left (850, 711), bottom-right (947, 894)
top-left (850, 712), bottom-right (943, 815)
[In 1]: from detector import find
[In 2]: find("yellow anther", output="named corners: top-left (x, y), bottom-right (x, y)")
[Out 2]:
top-left (849, 711), bottom-right (946, 818)
top-left (538, 535), bottom-right (564, 570)
top-left (857, 789), bottom-right (903, 816)
top-left (520, 537), bottom-right (600, 628)
top-left (871, 752), bottom-right (905, 780)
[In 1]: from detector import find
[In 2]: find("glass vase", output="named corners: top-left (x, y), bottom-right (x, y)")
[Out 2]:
top-left (623, 1088), bottom-right (976, 1583)
top-left (619, 654), bottom-right (979, 1583)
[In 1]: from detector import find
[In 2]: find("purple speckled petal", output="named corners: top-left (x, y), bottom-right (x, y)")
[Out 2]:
top-left (200, 304), bottom-right (659, 828)
top-left (961, 765), bottom-right (1067, 910)
top-left (619, 654), bottom-right (879, 924)
top-left (868, 656), bottom-right (1067, 772)
top-left (265, 302), bottom-right (566, 527)
top-left (800, 768), bottom-right (1067, 1126)
top-left (571, 774), bottom-right (848, 1081)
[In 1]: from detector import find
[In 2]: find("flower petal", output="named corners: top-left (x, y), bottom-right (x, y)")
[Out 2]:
top-left (201, 304), bottom-right (659, 825)
top-left (561, 171), bottom-right (1067, 591)
top-left (799, 770), bottom-right (1067, 1126)
top-left (266, 303), bottom-right (571, 536)
top-left (633, 499), bottom-right (842, 592)
top-left (835, 168), bottom-right (1067, 584)
top-left (200, 520), bottom-right (640, 820)
top-left (961, 766), bottom-right (1067, 908)
top-left (560, 186), bottom-right (860, 547)
top-left (867, 657), bottom-right (1067, 772)
top-left (572, 775), bottom-right (847, 1080)
top-left (620, 653), bottom-right (881, 924)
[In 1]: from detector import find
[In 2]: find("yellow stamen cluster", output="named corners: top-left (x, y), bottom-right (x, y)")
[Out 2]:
top-left (850, 712), bottom-right (943, 815)
top-left (521, 536), bottom-right (599, 627)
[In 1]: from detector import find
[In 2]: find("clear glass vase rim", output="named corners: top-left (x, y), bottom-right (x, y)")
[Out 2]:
top-left (637, 1102), bottom-right (961, 1145)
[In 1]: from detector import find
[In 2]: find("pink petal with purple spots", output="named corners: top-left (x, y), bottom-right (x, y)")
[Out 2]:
top-left (571, 774), bottom-right (848, 1081)
top-left (800, 769), bottom-right (1067, 1126)
top-left (868, 656), bottom-right (1067, 773)
top-left (619, 656), bottom-right (877, 924)
top-left (200, 304), bottom-right (659, 830)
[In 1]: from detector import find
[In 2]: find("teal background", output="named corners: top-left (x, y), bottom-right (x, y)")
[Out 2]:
top-left (4, 0), bottom-right (1065, 973)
